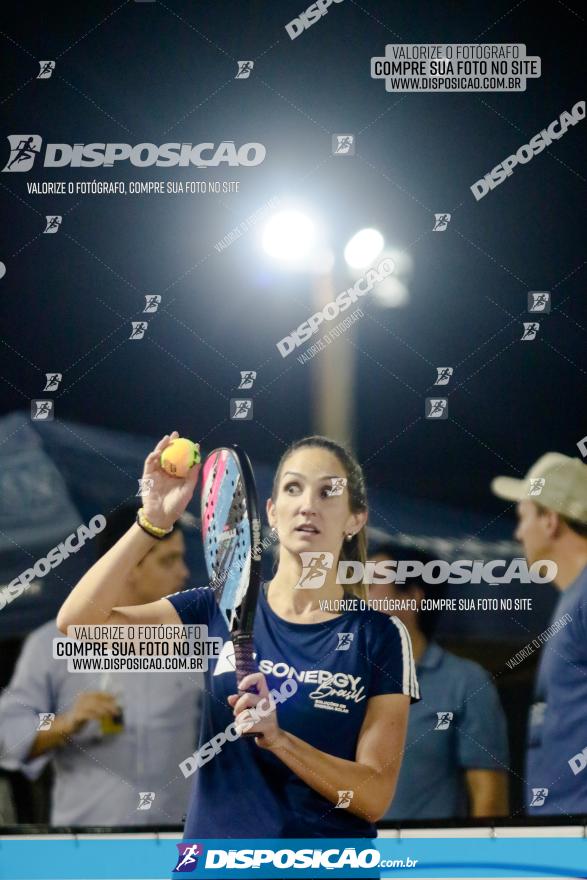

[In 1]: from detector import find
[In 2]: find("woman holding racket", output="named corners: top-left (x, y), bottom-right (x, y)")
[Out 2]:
top-left (58, 431), bottom-right (419, 840)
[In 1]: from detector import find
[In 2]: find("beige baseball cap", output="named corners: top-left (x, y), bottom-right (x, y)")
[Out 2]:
top-left (491, 452), bottom-right (587, 525)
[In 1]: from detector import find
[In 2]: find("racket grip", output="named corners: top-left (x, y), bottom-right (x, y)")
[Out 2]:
top-left (233, 631), bottom-right (258, 693)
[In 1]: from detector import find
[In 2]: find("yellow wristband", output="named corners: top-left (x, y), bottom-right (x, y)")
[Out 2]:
top-left (136, 507), bottom-right (173, 539)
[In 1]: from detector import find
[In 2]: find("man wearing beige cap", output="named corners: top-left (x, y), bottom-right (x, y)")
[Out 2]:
top-left (492, 452), bottom-right (587, 816)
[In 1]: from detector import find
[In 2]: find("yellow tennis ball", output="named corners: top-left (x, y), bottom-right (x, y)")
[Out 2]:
top-left (160, 438), bottom-right (201, 478)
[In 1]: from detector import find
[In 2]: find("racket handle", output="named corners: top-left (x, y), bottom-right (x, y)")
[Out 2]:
top-left (233, 631), bottom-right (258, 692)
top-left (233, 631), bottom-right (260, 738)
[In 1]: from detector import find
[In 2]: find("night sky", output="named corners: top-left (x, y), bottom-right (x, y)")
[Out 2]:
top-left (1, 0), bottom-right (585, 522)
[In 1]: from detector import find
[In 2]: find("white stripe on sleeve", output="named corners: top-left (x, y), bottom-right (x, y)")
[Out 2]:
top-left (388, 616), bottom-right (420, 700)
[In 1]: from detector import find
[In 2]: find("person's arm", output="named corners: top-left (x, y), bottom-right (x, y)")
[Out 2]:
top-left (0, 630), bottom-right (61, 779)
top-left (26, 715), bottom-right (76, 760)
top-left (57, 431), bottom-right (199, 633)
top-left (465, 768), bottom-right (509, 817)
top-left (230, 672), bottom-right (411, 823)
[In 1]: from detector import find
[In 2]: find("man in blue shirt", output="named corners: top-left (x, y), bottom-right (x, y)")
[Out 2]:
top-left (368, 544), bottom-right (509, 821)
top-left (491, 452), bottom-right (587, 816)
top-left (0, 505), bottom-right (203, 826)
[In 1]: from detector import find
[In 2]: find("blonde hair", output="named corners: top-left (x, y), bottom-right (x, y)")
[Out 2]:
top-left (271, 435), bottom-right (368, 601)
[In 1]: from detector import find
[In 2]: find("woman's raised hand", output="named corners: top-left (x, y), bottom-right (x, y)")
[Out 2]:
top-left (140, 431), bottom-right (201, 530)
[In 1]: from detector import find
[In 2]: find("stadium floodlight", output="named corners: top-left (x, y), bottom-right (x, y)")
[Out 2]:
top-left (343, 228), bottom-right (384, 270)
top-left (262, 211), bottom-right (315, 263)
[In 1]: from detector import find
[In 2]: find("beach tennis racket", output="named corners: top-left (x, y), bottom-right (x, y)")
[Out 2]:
top-left (200, 445), bottom-right (262, 697)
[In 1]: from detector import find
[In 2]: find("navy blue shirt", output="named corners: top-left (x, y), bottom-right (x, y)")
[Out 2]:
top-left (526, 565), bottom-right (587, 815)
top-left (165, 585), bottom-right (419, 839)
top-left (385, 642), bottom-right (509, 821)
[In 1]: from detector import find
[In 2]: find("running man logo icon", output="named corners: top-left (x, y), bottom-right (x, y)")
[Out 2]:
top-left (435, 711), bottom-right (453, 730)
top-left (230, 399), bottom-right (253, 420)
top-left (31, 400), bottom-right (54, 421)
top-left (144, 295), bottom-right (161, 313)
top-left (37, 60), bottom-right (55, 79)
top-left (433, 213), bottom-right (451, 231)
top-left (37, 713), bottom-right (55, 730)
top-left (130, 321), bottom-right (148, 340)
top-left (174, 843), bottom-right (203, 873)
top-left (528, 291), bottom-right (551, 313)
top-left (325, 477), bottom-right (347, 496)
top-left (137, 478), bottom-right (154, 497)
top-left (296, 551), bottom-right (334, 589)
top-left (235, 60), bottom-right (254, 79)
top-left (137, 791), bottom-right (156, 810)
top-left (238, 371), bottom-right (257, 390)
top-left (335, 790), bottom-right (354, 808)
top-left (521, 322), bottom-right (539, 341)
top-left (43, 373), bottom-right (62, 391)
top-left (336, 632), bottom-right (354, 651)
top-left (528, 478), bottom-right (545, 497)
top-left (425, 398), bottom-right (448, 419)
top-left (434, 367), bottom-right (453, 386)
top-left (2, 135), bottom-right (42, 172)
top-left (44, 215), bottom-right (62, 234)
top-left (332, 134), bottom-right (355, 156)
top-left (530, 787), bottom-right (549, 807)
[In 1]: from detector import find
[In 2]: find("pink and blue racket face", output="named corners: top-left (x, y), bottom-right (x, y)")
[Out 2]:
top-left (201, 448), bottom-right (252, 632)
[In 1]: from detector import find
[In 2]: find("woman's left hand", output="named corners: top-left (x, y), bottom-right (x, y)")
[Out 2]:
top-left (227, 672), bottom-right (283, 748)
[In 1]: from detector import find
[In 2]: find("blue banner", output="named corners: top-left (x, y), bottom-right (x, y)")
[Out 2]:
top-left (1, 837), bottom-right (587, 879)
